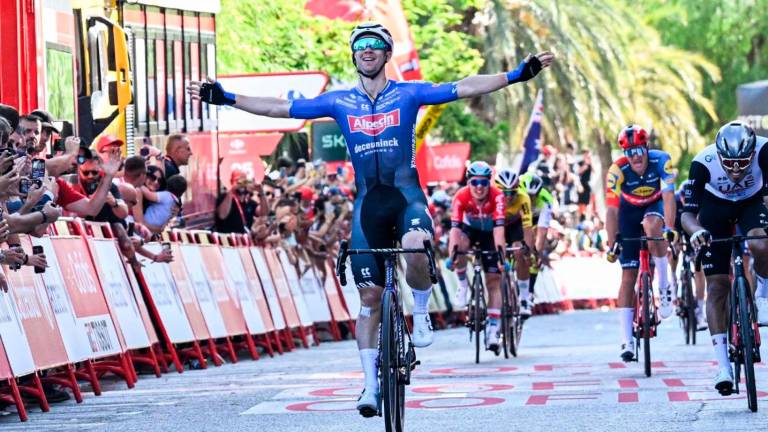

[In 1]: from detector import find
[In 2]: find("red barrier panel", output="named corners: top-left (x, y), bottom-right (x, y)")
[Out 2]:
top-left (0, 341), bottom-right (27, 421)
top-left (263, 248), bottom-right (307, 348)
top-left (276, 249), bottom-right (317, 345)
top-left (249, 247), bottom-right (290, 353)
top-left (238, 247), bottom-right (280, 356)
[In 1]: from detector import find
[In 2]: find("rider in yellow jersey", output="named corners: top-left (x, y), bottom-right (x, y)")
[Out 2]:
top-left (495, 169), bottom-right (535, 317)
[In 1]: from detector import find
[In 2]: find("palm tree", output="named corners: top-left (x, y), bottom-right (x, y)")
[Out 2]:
top-left (467, 0), bottom-right (719, 186)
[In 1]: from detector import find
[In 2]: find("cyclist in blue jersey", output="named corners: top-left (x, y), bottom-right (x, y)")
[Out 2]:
top-left (188, 22), bottom-right (554, 417)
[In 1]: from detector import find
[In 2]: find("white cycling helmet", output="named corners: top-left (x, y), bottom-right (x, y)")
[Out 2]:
top-left (526, 174), bottom-right (544, 195)
top-left (495, 169), bottom-right (519, 191)
top-left (349, 22), bottom-right (394, 51)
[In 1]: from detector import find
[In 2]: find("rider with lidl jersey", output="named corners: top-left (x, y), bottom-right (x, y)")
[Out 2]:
top-left (495, 169), bottom-right (535, 316)
top-left (519, 172), bottom-right (555, 299)
top-left (188, 22), bottom-right (554, 417)
top-left (681, 122), bottom-right (768, 394)
top-left (604, 125), bottom-right (677, 362)
top-left (447, 161), bottom-right (507, 353)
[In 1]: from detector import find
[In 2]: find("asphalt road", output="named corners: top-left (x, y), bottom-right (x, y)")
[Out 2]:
top-left (2, 309), bottom-right (768, 431)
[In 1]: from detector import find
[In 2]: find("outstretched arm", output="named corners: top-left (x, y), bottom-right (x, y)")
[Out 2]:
top-left (456, 52), bottom-right (554, 99)
top-left (187, 77), bottom-right (291, 118)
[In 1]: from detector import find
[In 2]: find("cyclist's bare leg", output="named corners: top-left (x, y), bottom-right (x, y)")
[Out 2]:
top-left (746, 227), bottom-right (768, 323)
top-left (357, 286), bottom-right (384, 349)
top-left (694, 270), bottom-right (706, 301)
top-left (486, 273), bottom-right (502, 311)
top-left (513, 242), bottom-right (530, 287)
top-left (706, 275), bottom-right (731, 376)
top-left (402, 230), bottom-right (433, 290)
top-left (643, 215), bottom-right (674, 309)
top-left (618, 268), bottom-right (638, 350)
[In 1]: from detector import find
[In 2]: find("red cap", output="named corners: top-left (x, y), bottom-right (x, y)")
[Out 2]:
top-left (542, 144), bottom-right (556, 157)
top-left (95, 134), bottom-right (124, 153)
top-left (230, 169), bottom-right (247, 185)
top-left (299, 186), bottom-right (315, 201)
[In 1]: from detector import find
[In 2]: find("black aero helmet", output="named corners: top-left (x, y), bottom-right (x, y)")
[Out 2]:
top-left (715, 121), bottom-right (756, 159)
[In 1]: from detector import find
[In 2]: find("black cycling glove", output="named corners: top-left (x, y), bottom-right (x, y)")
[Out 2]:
top-left (199, 81), bottom-right (236, 106)
top-left (506, 55), bottom-right (543, 84)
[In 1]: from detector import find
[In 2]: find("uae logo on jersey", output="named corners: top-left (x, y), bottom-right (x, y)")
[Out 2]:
top-left (347, 110), bottom-right (401, 136)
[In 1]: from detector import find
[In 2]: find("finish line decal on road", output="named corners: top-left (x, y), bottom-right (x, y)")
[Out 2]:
top-left (241, 362), bottom-right (768, 415)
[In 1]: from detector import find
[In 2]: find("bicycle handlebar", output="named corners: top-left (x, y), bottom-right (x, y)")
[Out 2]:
top-left (335, 239), bottom-right (438, 287)
top-left (693, 235), bottom-right (768, 269)
top-left (612, 234), bottom-right (677, 257)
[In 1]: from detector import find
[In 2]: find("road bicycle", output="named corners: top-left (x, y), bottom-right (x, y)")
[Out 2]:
top-left (499, 246), bottom-right (525, 358)
top-left (336, 240), bottom-right (438, 432)
top-left (698, 235), bottom-right (766, 412)
top-left (677, 237), bottom-right (700, 345)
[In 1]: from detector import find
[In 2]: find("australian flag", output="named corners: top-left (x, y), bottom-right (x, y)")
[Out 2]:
top-left (518, 90), bottom-right (544, 174)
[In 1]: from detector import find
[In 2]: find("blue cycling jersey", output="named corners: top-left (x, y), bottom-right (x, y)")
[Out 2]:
top-left (289, 80), bottom-right (458, 195)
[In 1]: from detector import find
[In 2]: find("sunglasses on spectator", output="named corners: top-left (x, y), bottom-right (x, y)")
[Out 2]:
top-left (264, 191), bottom-right (273, 197)
top-left (623, 146), bottom-right (647, 158)
top-left (352, 37), bottom-right (389, 52)
top-left (719, 154), bottom-right (753, 172)
top-left (236, 189), bottom-right (250, 195)
top-left (148, 175), bottom-right (161, 182)
top-left (81, 170), bottom-right (100, 177)
top-left (469, 178), bottom-right (490, 187)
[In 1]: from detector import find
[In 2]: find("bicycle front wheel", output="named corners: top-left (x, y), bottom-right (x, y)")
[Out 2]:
top-left (381, 291), bottom-right (405, 431)
top-left (474, 281), bottom-right (483, 364)
top-left (501, 272), bottom-right (511, 359)
top-left (642, 273), bottom-right (652, 377)
top-left (737, 278), bottom-right (758, 412)
top-left (686, 275), bottom-right (697, 345)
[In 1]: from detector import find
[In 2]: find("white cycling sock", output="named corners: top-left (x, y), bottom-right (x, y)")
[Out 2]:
top-left (653, 256), bottom-right (672, 296)
top-left (360, 349), bottom-right (379, 393)
top-left (412, 287), bottom-right (432, 315)
top-left (518, 279), bottom-right (531, 300)
top-left (697, 299), bottom-right (705, 310)
top-left (711, 333), bottom-right (730, 370)
top-left (755, 274), bottom-right (768, 298)
top-left (618, 307), bottom-right (634, 345)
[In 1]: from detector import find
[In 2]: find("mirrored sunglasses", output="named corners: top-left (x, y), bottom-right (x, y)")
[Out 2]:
top-left (469, 178), bottom-right (490, 187)
top-left (623, 146), bottom-right (647, 158)
top-left (720, 155), bottom-right (753, 172)
top-left (352, 37), bottom-right (389, 52)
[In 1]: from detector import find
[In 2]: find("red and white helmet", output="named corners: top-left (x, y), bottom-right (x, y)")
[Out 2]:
top-left (617, 125), bottom-right (649, 149)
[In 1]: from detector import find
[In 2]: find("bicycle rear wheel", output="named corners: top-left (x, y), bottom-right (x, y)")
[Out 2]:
top-left (686, 275), bottom-right (697, 345)
top-left (737, 278), bottom-right (758, 412)
top-left (501, 272), bottom-right (511, 359)
top-left (381, 291), bottom-right (405, 431)
top-left (473, 277), bottom-right (483, 364)
top-left (642, 273), bottom-right (652, 377)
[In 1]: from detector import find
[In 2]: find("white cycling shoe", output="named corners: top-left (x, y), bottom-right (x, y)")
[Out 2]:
top-left (487, 328), bottom-right (501, 355)
top-left (453, 285), bottom-right (468, 308)
top-left (520, 298), bottom-right (533, 318)
top-left (659, 286), bottom-right (674, 319)
top-left (412, 313), bottom-right (434, 348)
top-left (695, 307), bottom-right (708, 331)
top-left (356, 388), bottom-right (380, 417)
top-left (713, 366), bottom-right (734, 396)
top-left (620, 341), bottom-right (635, 362)
top-left (756, 297), bottom-right (768, 325)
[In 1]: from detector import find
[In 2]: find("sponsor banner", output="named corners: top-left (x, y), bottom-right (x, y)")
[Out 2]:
top-left (0, 276), bottom-right (35, 376)
top-left (276, 250), bottom-right (314, 327)
top-left (550, 257), bottom-right (621, 301)
top-left (322, 261), bottom-right (351, 322)
top-left (219, 132), bottom-right (282, 184)
top-left (50, 237), bottom-right (122, 357)
top-left (311, 120), bottom-right (348, 163)
top-left (198, 245), bottom-right (249, 336)
top-left (5, 259), bottom-right (70, 370)
top-left (238, 248), bottom-right (276, 332)
top-left (88, 239), bottom-right (152, 350)
top-left (250, 248), bottom-right (287, 330)
top-left (414, 104), bottom-right (446, 152)
top-left (140, 243), bottom-right (196, 343)
top-left (122, 259), bottom-right (160, 345)
top-left (296, 252), bottom-right (332, 323)
top-left (416, 142), bottom-right (471, 187)
top-left (262, 248), bottom-right (301, 328)
top-left (737, 80), bottom-right (768, 136)
top-left (167, 243), bottom-right (210, 340)
top-left (32, 237), bottom-right (91, 363)
top-left (0, 342), bottom-right (15, 380)
top-left (347, 110), bottom-right (401, 136)
top-left (221, 247), bottom-right (267, 335)
top-left (218, 72), bottom-right (329, 133)
top-left (178, 244), bottom-right (228, 338)
top-left (339, 257), bottom-right (361, 320)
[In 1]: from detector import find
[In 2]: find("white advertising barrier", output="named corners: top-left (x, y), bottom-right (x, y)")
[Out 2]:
top-left (217, 72), bottom-right (329, 133)
top-left (32, 237), bottom-right (91, 363)
top-left (275, 250), bottom-right (314, 328)
top-left (179, 244), bottom-right (228, 338)
top-left (140, 244), bottom-right (196, 343)
top-left (0, 286), bottom-right (35, 376)
top-left (250, 248), bottom-right (286, 330)
top-left (220, 247), bottom-right (267, 335)
top-left (296, 254), bottom-right (332, 323)
top-left (550, 257), bottom-right (621, 301)
top-left (533, 266), bottom-right (563, 305)
top-left (340, 257), bottom-right (361, 320)
top-left (88, 239), bottom-right (152, 350)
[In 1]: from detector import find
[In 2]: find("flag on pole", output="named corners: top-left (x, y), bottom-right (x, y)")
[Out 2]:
top-left (518, 90), bottom-right (544, 174)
